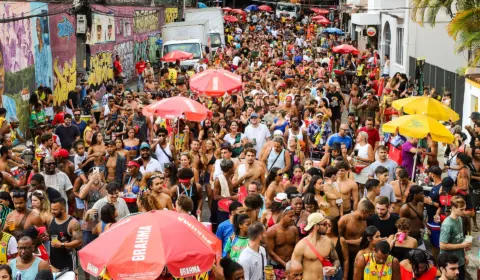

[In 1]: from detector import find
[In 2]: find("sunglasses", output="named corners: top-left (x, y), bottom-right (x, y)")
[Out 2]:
top-left (277, 173), bottom-right (284, 177)
top-left (289, 193), bottom-right (302, 199)
top-left (74, 114), bottom-right (81, 117)
top-left (45, 162), bottom-right (56, 166)
top-left (13, 191), bottom-right (26, 197)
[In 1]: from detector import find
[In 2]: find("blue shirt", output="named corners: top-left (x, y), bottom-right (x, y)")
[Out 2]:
top-left (73, 120), bottom-right (87, 137)
top-left (294, 55), bottom-right (303, 66)
top-left (327, 133), bottom-right (353, 150)
top-left (217, 219), bottom-right (234, 256)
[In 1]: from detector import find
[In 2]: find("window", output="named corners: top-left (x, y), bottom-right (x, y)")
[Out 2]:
top-left (396, 28), bottom-right (404, 65)
top-left (384, 22), bottom-right (391, 58)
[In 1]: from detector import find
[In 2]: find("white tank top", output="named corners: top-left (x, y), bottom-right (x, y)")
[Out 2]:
top-left (288, 128), bottom-right (303, 141)
top-left (355, 143), bottom-right (369, 159)
top-left (155, 143), bottom-right (172, 172)
top-left (103, 105), bottom-right (110, 116)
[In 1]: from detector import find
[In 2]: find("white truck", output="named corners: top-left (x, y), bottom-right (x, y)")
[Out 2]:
top-left (275, 2), bottom-right (301, 19)
top-left (162, 20), bottom-right (210, 67)
top-left (185, 7), bottom-right (225, 51)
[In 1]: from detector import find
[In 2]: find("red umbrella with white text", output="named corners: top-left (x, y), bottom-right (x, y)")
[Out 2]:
top-left (189, 69), bottom-right (242, 97)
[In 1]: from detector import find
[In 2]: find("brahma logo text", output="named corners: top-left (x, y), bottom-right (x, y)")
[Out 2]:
top-left (87, 263), bottom-right (99, 274)
top-left (180, 266), bottom-right (201, 276)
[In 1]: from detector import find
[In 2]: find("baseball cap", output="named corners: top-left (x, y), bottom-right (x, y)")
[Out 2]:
top-left (250, 113), bottom-right (259, 118)
top-left (426, 166), bottom-right (442, 176)
top-left (304, 212), bottom-right (326, 231)
top-left (274, 193), bottom-right (288, 203)
top-left (273, 130), bottom-right (283, 137)
top-left (53, 149), bottom-right (69, 158)
top-left (127, 160), bottom-right (141, 168)
top-left (140, 142), bottom-right (150, 150)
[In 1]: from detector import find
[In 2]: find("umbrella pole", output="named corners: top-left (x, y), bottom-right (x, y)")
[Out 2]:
top-left (411, 143), bottom-right (419, 182)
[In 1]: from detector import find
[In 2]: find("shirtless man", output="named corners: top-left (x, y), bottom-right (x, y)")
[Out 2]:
top-left (278, 95), bottom-right (299, 118)
top-left (234, 148), bottom-right (267, 192)
top-left (338, 199), bottom-right (375, 280)
top-left (266, 206), bottom-right (299, 275)
top-left (139, 174), bottom-right (173, 211)
top-left (212, 159), bottom-right (237, 227)
top-left (189, 139), bottom-right (204, 174)
top-left (0, 146), bottom-right (12, 172)
top-left (105, 141), bottom-right (126, 184)
top-left (335, 161), bottom-right (359, 213)
top-left (399, 185), bottom-right (426, 250)
top-left (292, 213), bottom-right (340, 280)
top-left (54, 149), bottom-right (75, 184)
top-left (391, 168), bottom-right (413, 214)
top-left (323, 167), bottom-right (343, 217)
top-left (4, 191), bottom-right (43, 239)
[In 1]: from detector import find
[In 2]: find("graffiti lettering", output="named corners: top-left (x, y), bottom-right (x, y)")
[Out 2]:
top-left (53, 56), bottom-right (76, 105)
top-left (133, 11), bottom-right (159, 34)
top-left (164, 8), bottom-right (178, 24)
top-left (57, 16), bottom-right (75, 39)
top-left (114, 41), bottom-right (134, 80)
top-left (88, 51), bottom-right (114, 87)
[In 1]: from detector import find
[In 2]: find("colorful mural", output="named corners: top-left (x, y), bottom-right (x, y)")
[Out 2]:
top-left (31, 2), bottom-right (53, 89)
top-left (165, 7), bottom-right (178, 24)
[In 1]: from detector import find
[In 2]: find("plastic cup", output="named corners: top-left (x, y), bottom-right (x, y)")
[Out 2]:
top-left (397, 232), bottom-right (406, 244)
top-left (465, 235), bottom-right (473, 243)
top-left (7, 220), bottom-right (15, 231)
top-left (51, 235), bottom-right (58, 242)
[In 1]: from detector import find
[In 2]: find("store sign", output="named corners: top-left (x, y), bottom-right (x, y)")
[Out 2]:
top-left (367, 26), bottom-right (377, 36)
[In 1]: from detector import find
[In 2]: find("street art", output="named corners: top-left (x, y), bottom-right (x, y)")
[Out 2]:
top-left (165, 8), bottom-right (178, 24)
top-left (53, 56), bottom-right (76, 105)
top-left (31, 3), bottom-right (53, 89)
top-left (88, 51), bottom-right (114, 87)
top-left (133, 10), bottom-right (159, 34)
top-left (114, 41), bottom-right (134, 80)
top-left (57, 16), bottom-right (75, 39)
top-left (134, 36), bottom-right (160, 67)
top-left (90, 13), bottom-right (116, 44)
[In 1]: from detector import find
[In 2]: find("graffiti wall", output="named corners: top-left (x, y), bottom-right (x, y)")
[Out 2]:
top-left (165, 7), bottom-right (179, 24)
top-left (0, 2), bottom-right (166, 132)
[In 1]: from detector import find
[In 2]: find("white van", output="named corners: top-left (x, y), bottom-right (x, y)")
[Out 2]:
top-left (276, 2), bottom-right (301, 19)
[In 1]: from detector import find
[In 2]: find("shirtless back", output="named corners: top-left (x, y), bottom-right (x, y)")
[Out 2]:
top-left (266, 210), bottom-right (299, 268)
top-left (336, 169), bottom-right (359, 213)
top-left (338, 212), bottom-right (366, 253)
top-left (391, 179), bottom-right (413, 214)
top-left (234, 151), bottom-right (267, 192)
top-left (152, 192), bottom-right (173, 210)
top-left (4, 195), bottom-right (43, 239)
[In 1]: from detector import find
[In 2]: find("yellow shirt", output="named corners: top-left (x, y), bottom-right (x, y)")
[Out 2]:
top-left (168, 68), bottom-right (178, 84)
top-left (362, 253), bottom-right (394, 280)
top-left (0, 232), bottom-right (14, 264)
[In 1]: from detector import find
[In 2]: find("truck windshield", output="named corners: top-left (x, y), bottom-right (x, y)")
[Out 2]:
top-left (210, 33), bottom-right (222, 48)
top-left (164, 43), bottom-right (201, 59)
top-left (277, 5), bottom-right (296, 12)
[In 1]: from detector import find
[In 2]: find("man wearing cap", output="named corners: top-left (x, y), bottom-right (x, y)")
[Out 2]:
top-left (244, 113), bottom-right (271, 158)
top-left (266, 206), bottom-right (299, 277)
top-left (137, 142), bottom-right (162, 174)
top-left (105, 113), bottom-right (126, 141)
top-left (8, 117), bottom-right (24, 147)
top-left (307, 112), bottom-right (331, 150)
top-left (53, 148), bottom-right (75, 184)
top-left (170, 168), bottom-right (203, 218)
top-left (292, 213), bottom-right (340, 280)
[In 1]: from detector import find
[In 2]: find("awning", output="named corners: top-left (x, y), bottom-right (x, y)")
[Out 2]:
top-left (351, 13), bottom-right (380, 25)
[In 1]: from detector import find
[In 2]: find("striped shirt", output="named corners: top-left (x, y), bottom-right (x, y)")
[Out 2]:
top-left (0, 206), bottom-right (12, 229)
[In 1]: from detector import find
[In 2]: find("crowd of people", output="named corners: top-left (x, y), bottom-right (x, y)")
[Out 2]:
top-left (0, 4), bottom-right (477, 280)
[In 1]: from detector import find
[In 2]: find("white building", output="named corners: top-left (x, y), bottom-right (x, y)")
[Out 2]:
top-left (347, 0), bottom-right (467, 119)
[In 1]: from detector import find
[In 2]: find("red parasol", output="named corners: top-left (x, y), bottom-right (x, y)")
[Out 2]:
top-left (332, 44), bottom-right (360, 55)
top-left (315, 18), bottom-right (331, 25)
top-left (189, 69), bottom-right (242, 97)
top-left (222, 7), bottom-right (232, 11)
top-left (232, 8), bottom-right (246, 15)
top-left (142, 96), bottom-right (211, 122)
top-left (258, 5), bottom-right (272, 12)
top-left (79, 211), bottom-right (222, 280)
top-left (311, 8), bottom-right (329, 14)
top-left (161, 50), bottom-right (193, 62)
top-left (223, 15), bottom-right (238, 22)
top-left (312, 15), bottom-right (327, 21)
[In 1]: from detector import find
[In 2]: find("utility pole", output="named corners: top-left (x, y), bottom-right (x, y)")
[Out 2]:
top-left (75, 0), bottom-right (89, 84)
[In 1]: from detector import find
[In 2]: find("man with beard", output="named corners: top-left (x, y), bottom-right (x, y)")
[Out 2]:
top-left (357, 117), bottom-right (380, 151)
top-left (292, 213), bottom-right (341, 280)
top-left (4, 191), bottom-right (43, 240)
top-left (53, 148), bottom-right (75, 184)
top-left (263, 103), bottom-right (277, 128)
top-left (368, 145), bottom-right (398, 183)
top-left (234, 148), bottom-right (267, 192)
top-left (244, 113), bottom-right (271, 158)
top-left (72, 109), bottom-right (87, 137)
top-left (367, 196), bottom-right (399, 238)
top-left (138, 174), bottom-right (173, 211)
top-left (266, 206), bottom-right (299, 278)
top-left (338, 199), bottom-right (375, 280)
top-left (437, 253), bottom-right (460, 280)
top-left (335, 161), bottom-right (359, 213)
top-left (128, 103), bottom-right (153, 143)
top-left (10, 236), bottom-right (50, 279)
top-left (41, 157), bottom-right (74, 211)
top-left (49, 197), bottom-right (82, 271)
top-left (353, 240), bottom-right (400, 280)
top-left (152, 127), bottom-right (176, 173)
top-left (104, 140), bottom-right (126, 184)
top-left (137, 143), bottom-right (162, 174)
top-left (283, 116), bottom-right (309, 153)
top-left (54, 114), bottom-right (80, 151)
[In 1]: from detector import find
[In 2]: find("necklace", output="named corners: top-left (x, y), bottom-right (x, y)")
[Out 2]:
top-left (371, 254), bottom-right (388, 280)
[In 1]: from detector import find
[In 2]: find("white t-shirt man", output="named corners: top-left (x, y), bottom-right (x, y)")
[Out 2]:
top-left (238, 245), bottom-right (267, 280)
top-left (41, 170), bottom-right (73, 209)
top-left (244, 123), bottom-right (271, 158)
top-left (232, 56), bottom-right (242, 67)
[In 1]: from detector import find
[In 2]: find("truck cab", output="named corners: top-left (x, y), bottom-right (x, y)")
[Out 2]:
top-left (276, 2), bottom-right (301, 19)
top-left (162, 39), bottom-right (204, 68)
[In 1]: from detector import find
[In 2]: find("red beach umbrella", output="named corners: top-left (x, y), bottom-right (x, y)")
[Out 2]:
top-left (189, 69), bottom-right (242, 97)
top-left (332, 44), bottom-right (360, 55)
top-left (258, 5), bottom-right (272, 12)
top-left (161, 50), bottom-right (194, 62)
top-left (142, 96), bottom-right (211, 122)
top-left (79, 211), bottom-right (222, 280)
top-left (223, 15), bottom-right (238, 22)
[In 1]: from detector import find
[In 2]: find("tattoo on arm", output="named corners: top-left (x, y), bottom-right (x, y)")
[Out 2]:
top-left (71, 221), bottom-right (83, 242)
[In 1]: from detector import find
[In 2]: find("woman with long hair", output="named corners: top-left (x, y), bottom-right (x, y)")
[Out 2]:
top-left (287, 137), bottom-right (305, 173)
top-left (214, 117), bottom-right (228, 141)
top-left (353, 131), bottom-right (374, 189)
top-left (179, 152), bottom-right (200, 184)
top-left (223, 120), bottom-right (246, 158)
top-left (305, 175), bottom-right (338, 216)
top-left (270, 109), bottom-right (289, 133)
top-left (93, 203), bottom-right (117, 235)
top-left (265, 167), bottom-right (287, 208)
top-left (115, 137), bottom-right (127, 159)
top-left (290, 165), bottom-right (304, 188)
top-left (123, 127), bottom-right (140, 161)
top-left (400, 249), bottom-right (437, 280)
top-left (176, 194), bottom-right (194, 215)
top-left (88, 132), bottom-right (106, 166)
top-left (356, 225), bottom-right (383, 258)
top-left (163, 162), bottom-right (178, 188)
top-left (30, 190), bottom-right (52, 227)
top-left (219, 258), bottom-right (244, 280)
top-left (223, 213), bottom-right (251, 262)
top-left (387, 218), bottom-right (418, 262)
top-left (261, 198), bottom-right (287, 229)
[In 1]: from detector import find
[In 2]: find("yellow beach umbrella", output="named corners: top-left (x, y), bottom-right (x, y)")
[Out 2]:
top-left (382, 114), bottom-right (454, 144)
top-left (392, 96), bottom-right (459, 122)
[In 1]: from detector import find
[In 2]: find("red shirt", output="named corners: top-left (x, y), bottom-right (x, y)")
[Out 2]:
top-left (135, 61), bottom-right (146, 74)
top-left (358, 126), bottom-right (380, 148)
top-left (52, 112), bottom-right (64, 125)
top-left (114, 60), bottom-right (123, 75)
